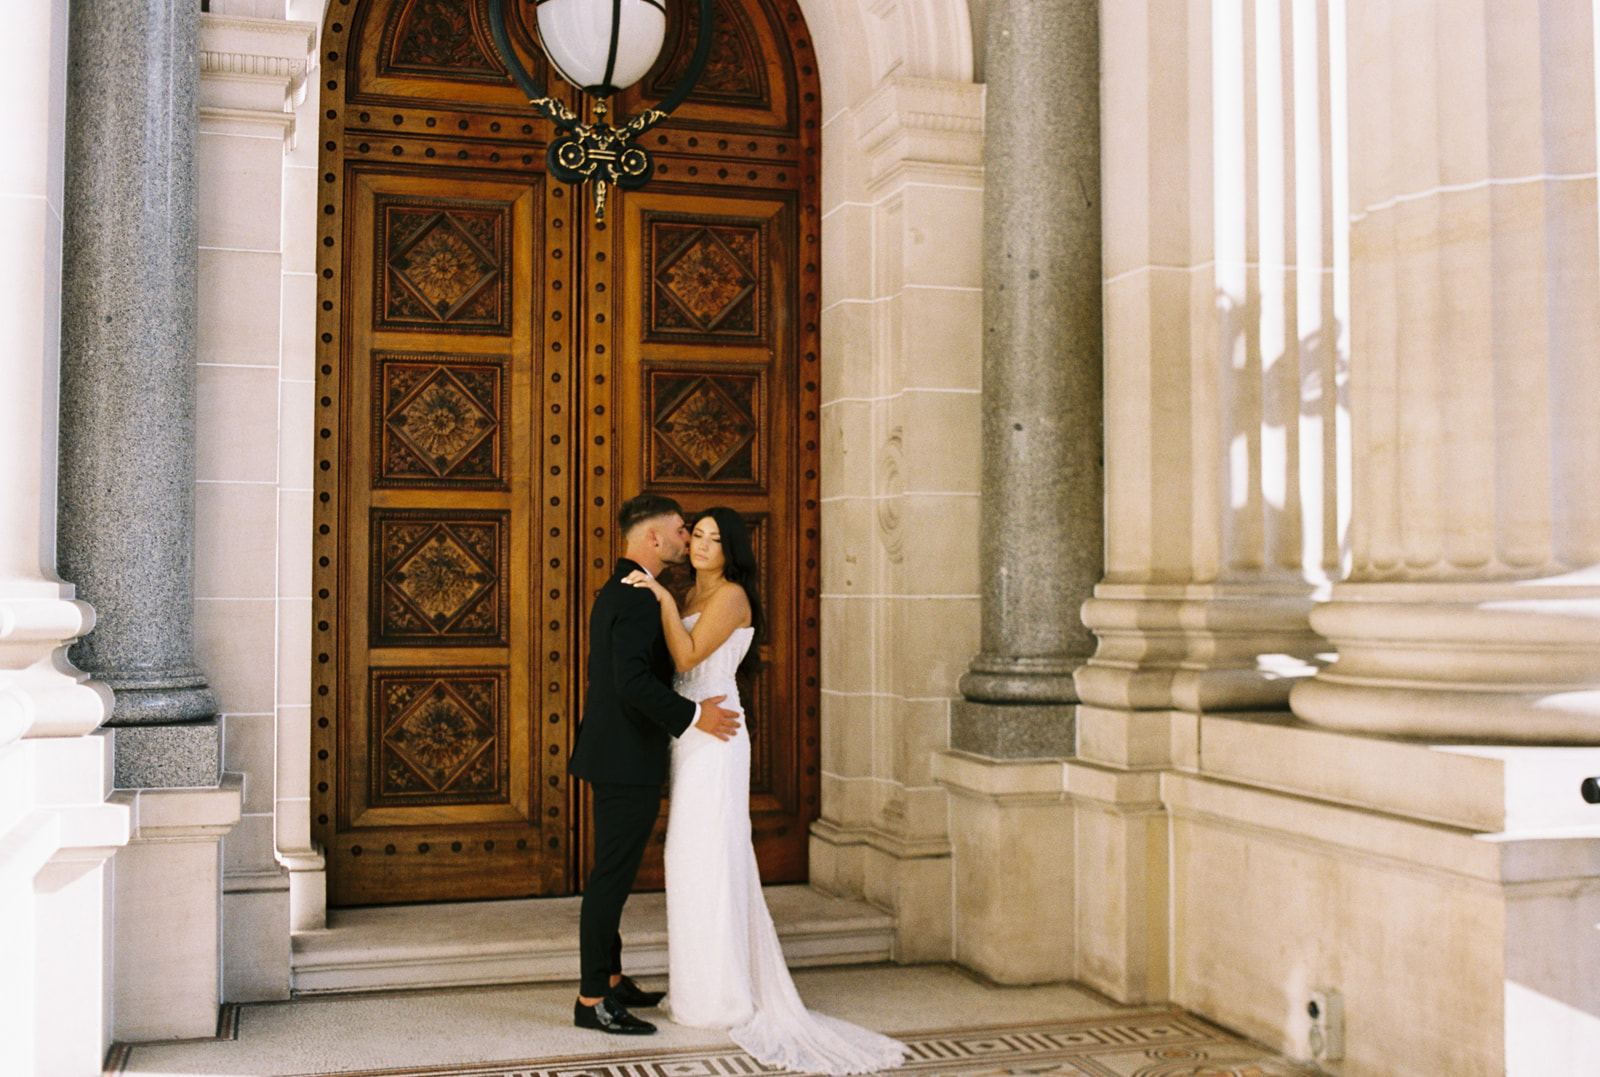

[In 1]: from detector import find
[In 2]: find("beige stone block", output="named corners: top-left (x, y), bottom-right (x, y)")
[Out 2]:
top-left (885, 850), bottom-right (952, 964)
top-left (1075, 706), bottom-right (1176, 769)
top-left (823, 202), bottom-right (873, 303)
top-left (1073, 801), bottom-right (1169, 1004)
top-left (808, 826), bottom-right (867, 898)
top-left (198, 129), bottom-right (286, 251)
top-left (898, 287), bottom-right (981, 392)
top-left (820, 112), bottom-right (872, 212)
top-left (276, 704), bottom-right (310, 802)
top-left (278, 489), bottom-right (313, 599)
top-left (277, 598), bottom-right (311, 709)
top-left (820, 298), bottom-right (875, 404)
top-left (222, 886), bottom-right (291, 1002)
top-left (948, 785), bottom-right (1073, 982)
top-left (281, 163), bottom-right (319, 275)
top-left (887, 494), bottom-right (979, 596)
top-left (197, 363), bottom-right (280, 483)
top-left (819, 690), bottom-right (873, 780)
top-left (887, 596), bottom-right (978, 699)
top-left (820, 497), bottom-right (877, 596)
top-left (822, 399), bottom-right (874, 500)
top-left (194, 480), bottom-right (278, 599)
top-left (223, 713), bottom-right (276, 815)
top-left (872, 195), bottom-right (905, 298)
top-left (112, 785), bottom-right (239, 1040)
top-left (276, 797), bottom-right (312, 854)
top-left (896, 390), bottom-right (980, 493)
top-left (817, 772), bottom-right (875, 830)
top-left (1168, 794), bottom-right (1505, 1074)
top-left (821, 595), bottom-right (876, 695)
top-left (898, 184), bottom-right (983, 289)
top-left (224, 812), bottom-right (277, 875)
top-left (280, 271), bottom-right (319, 384)
top-left (198, 248), bottom-right (282, 367)
top-left (890, 697), bottom-right (949, 788)
top-left (195, 599), bottom-right (278, 716)
top-left (279, 377), bottom-right (316, 491)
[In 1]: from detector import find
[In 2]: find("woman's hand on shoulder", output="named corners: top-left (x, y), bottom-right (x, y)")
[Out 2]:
top-left (622, 570), bottom-right (669, 602)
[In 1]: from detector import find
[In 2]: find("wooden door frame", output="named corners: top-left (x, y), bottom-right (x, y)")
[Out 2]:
top-left (311, 0), bottom-right (824, 904)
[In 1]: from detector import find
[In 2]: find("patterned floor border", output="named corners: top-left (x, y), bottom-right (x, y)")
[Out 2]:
top-left (285, 1010), bottom-right (1323, 1077)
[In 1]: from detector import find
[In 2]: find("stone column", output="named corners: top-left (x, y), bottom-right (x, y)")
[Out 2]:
top-left (58, 0), bottom-right (219, 786)
top-left (1290, 0), bottom-right (1600, 742)
top-left (952, 0), bottom-right (1103, 757)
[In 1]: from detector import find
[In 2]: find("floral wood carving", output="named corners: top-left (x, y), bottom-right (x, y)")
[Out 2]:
top-left (647, 217), bottom-right (764, 341)
top-left (376, 355), bottom-right (506, 486)
top-left (373, 511), bottom-right (508, 645)
top-left (649, 371), bottom-right (761, 484)
top-left (383, 0), bottom-right (507, 82)
top-left (378, 199), bottom-right (509, 334)
top-left (371, 670), bottom-right (507, 805)
top-left (648, 0), bottom-right (768, 106)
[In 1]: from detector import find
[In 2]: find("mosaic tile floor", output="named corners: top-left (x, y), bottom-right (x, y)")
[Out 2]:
top-left (109, 965), bottom-right (1318, 1077)
top-left (304, 1012), bottom-right (1319, 1077)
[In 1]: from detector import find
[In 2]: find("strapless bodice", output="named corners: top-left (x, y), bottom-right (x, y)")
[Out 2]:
top-left (673, 612), bottom-right (754, 702)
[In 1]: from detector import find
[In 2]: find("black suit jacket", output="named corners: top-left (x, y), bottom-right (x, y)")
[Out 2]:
top-left (568, 559), bottom-right (697, 786)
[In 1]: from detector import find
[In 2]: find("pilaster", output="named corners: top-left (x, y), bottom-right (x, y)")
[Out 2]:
top-left (192, 12), bottom-right (318, 1003)
top-left (811, 74), bottom-right (984, 964)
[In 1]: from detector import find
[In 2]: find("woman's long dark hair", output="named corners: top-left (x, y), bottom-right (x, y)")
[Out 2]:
top-left (693, 506), bottom-right (764, 679)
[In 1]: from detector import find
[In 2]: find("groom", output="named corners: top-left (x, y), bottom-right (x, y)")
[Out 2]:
top-left (569, 493), bottom-right (741, 1035)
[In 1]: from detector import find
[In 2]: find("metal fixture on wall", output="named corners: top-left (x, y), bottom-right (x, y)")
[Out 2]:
top-left (487, 0), bottom-right (714, 220)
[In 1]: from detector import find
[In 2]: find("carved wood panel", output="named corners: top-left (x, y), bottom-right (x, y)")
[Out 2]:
top-left (316, 0), bottom-right (823, 906)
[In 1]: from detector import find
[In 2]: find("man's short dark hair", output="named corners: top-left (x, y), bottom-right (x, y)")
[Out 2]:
top-left (618, 493), bottom-right (684, 538)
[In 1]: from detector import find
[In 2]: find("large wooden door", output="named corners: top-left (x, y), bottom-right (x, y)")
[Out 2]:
top-left (313, 0), bottom-right (822, 905)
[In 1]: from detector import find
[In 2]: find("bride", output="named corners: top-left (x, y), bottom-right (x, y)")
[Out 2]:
top-left (624, 506), bottom-right (906, 1076)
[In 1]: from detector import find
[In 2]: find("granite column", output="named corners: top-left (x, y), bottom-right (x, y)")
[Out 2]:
top-left (58, 0), bottom-right (219, 786)
top-left (953, 0), bottom-right (1104, 756)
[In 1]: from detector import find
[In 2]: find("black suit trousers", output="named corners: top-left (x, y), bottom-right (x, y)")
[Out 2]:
top-left (578, 781), bottom-right (662, 997)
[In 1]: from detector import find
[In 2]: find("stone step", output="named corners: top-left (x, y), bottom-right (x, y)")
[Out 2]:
top-left (291, 885), bottom-right (896, 995)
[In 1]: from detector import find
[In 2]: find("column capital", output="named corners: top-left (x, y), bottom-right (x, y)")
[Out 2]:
top-left (200, 15), bottom-right (318, 147)
top-left (853, 76), bottom-right (984, 190)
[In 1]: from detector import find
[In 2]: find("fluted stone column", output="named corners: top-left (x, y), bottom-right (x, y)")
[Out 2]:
top-left (952, 0), bottom-right (1103, 758)
top-left (1290, 0), bottom-right (1600, 742)
top-left (58, 0), bottom-right (219, 786)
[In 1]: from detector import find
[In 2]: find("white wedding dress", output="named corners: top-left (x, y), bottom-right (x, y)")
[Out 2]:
top-left (662, 613), bottom-right (906, 1076)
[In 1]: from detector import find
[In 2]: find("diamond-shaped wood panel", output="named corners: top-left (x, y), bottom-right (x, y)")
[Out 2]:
top-left (370, 670), bottom-right (507, 806)
top-left (646, 217), bottom-right (764, 341)
top-left (372, 511), bottom-right (508, 646)
top-left (378, 199), bottom-right (509, 333)
top-left (649, 370), bottom-right (762, 484)
top-left (375, 354), bottom-right (506, 486)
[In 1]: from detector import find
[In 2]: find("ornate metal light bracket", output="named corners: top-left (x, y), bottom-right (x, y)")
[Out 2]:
top-left (487, 0), bottom-right (715, 221)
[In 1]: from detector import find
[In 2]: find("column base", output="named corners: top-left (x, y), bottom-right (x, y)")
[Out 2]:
top-left (109, 718), bottom-right (221, 789)
top-left (959, 655), bottom-right (1082, 705)
top-left (99, 678), bottom-right (218, 725)
top-left (951, 700), bottom-right (1076, 758)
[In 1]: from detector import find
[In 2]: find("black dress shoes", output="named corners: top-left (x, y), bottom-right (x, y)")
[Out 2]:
top-left (574, 996), bottom-right (656, 1035)
top-left (609, 974), bottom-right (666, 1008)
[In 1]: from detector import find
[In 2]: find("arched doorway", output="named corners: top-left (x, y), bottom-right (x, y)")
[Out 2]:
top-left (311, 0), bottom-right (823, 905)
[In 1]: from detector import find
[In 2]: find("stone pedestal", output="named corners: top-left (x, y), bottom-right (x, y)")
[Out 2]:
top-left (110, 778), bottom-right (241, 1041)
top-left (932, 753), bottom-right (1076, 984)
top-left (58, 0), bottom-right (220, 782)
